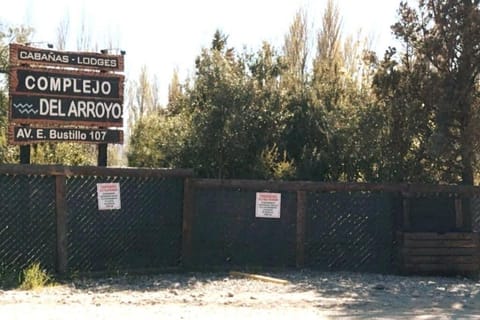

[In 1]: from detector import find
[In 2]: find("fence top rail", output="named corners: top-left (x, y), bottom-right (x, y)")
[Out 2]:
top-left (0, 164), bottom-right (194, 178)
top-left (192, 179), bottom-right (480, 195)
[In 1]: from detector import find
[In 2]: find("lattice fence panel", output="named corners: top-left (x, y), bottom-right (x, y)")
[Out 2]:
top-left (471, 196), bottom-right (480, 232)
top-left (0, 174), bottom-right (56, 273)
top-left (306, 191), bottom-right (394, 273)
top-left (66, 175), bottom-right (184, 272)
top-left (191, 189), bottom-right (297, 268)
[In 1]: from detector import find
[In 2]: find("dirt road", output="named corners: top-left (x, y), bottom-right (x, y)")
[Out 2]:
top-left (1, 271), bottom-right (479, 319)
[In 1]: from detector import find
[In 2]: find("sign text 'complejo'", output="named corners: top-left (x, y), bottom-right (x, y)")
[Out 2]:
top-left (10, 67), bottom-right (123, 99)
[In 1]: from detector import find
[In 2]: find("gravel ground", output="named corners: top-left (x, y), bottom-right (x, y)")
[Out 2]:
top-left (1, 270), bottom-right (479, 319)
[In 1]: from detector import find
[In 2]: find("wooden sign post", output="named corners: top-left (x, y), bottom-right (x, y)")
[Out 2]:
top-left (8, 44), bottom-right (125, 166)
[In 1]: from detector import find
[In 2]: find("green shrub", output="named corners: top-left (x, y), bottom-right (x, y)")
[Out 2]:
top-left (19, 263), bottom-right (51, 290)
top-left (256, 144), bottom-right (297, 180)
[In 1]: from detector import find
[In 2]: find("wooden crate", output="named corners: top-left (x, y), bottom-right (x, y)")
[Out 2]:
top-left (400, 232), bottom-right (480, 275)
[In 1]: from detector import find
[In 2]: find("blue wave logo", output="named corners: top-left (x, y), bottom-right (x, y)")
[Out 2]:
top-left (13, 103), bottom-right (38, 114)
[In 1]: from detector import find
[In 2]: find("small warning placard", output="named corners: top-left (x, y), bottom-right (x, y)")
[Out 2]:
top-left (97, 182), bottom-right (121, 210)
top-left (255, 192), bottom-right (281, 219)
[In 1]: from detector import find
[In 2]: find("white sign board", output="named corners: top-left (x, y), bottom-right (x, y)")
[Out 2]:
top-left (255, 192), bottom-right (281, 219)
top-left (97, 183), bottom-right (121, 210)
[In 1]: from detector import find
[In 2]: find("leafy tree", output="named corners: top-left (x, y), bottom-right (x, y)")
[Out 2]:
top-left (0, 24), bottom-right (34, 164)
top-left (282, 9), bottom-right (310, 87)
top-left (0, 91), bottom-right (15, 163)
top-left (76, 11), bottom-right (92, 51)
top-left (126, 65), bottom-right (161, 129)
top-left (56, 13), bottom-right (69, 51)
top-left (372, 47), bottom-right (437, 182)
top-left (129, 31), bottom-right (293, 178)
top-left (167, 68), bottom-right (183, 113)
top-left (128, 9), bottom-right (379, 182)
top-left (278, 9), bottom-right (332, 181)
top-left (307, 0), bottom-right (376, 181)
top-left (380, 0), bottom-right (480, 184)
top-left (180, 30), bottom-right (258, 178)
top-left (247, 42), bottom-right (290, 179)
top-left (30, 143), bottom-right (97, 165)
top-left (256, 144), bottom-right (296, 180)
top-left (128, 111), bottom-right (191, 168)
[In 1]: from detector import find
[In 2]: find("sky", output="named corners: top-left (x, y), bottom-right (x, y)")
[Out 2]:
top-left (1, 0), bottom-right (403, 104)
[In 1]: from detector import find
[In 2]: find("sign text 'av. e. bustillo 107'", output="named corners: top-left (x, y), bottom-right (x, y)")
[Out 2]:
top-left (9, 126), bottom-right (123, 145)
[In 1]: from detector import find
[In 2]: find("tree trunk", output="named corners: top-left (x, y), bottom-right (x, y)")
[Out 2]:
top-left (461, 91), bottom-right (475, 185)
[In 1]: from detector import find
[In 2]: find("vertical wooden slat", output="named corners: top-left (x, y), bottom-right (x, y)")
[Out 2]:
top-left (19, 145), bottom-right (30, 164)
top-left (97, 144), bottom-right (107, 167)
top-left (455, 197), bottom-right (463, 229)
top-left (55, 175), bottom-right (68, 274)
top-left (182, 177), bottom-right (194, 268)
top-left (402, 197), bottom-right (411, 230)
top-left (296, 190), bottom-right (306, 268)
top-left (97, 55), bottom-right (109, 167)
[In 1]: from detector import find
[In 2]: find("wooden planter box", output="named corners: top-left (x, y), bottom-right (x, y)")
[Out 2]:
top-left (400, 232), bottom-right (480, 275)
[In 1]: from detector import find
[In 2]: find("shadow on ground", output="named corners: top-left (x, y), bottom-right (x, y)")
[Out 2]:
top-left (57, 270), bottom-right (480, 319)
top-left (284, 270), bottom-right (480, 319)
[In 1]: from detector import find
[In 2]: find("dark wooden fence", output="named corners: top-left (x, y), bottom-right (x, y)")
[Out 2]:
top-left (182, 179), bottom-right (480, 274)
top-left (0, 164), bottom-right (190, 275)
top-left (0, 165), bottom-right (479, 276)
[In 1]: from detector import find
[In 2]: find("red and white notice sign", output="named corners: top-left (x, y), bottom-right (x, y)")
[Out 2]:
top-left (255, 192), bottom-right (281, 218)
top-left (97, 182), bottom-right (121, 210)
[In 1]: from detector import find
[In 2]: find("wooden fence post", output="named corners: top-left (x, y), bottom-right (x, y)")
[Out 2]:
top-left (97, 144), bottom-right (107, 167)
top-left (402, 196), bottom-right (411, 231)
top-left (182, 177), bottom-right (194, 268)
top-left (296, 190), bottom-right (306, 268)
top-left (55, 174), bottom-right (68, 275)
top-left (455, 197), bottom-right (463, 229)
top-left (19, 145), bottom-right (31, 164)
